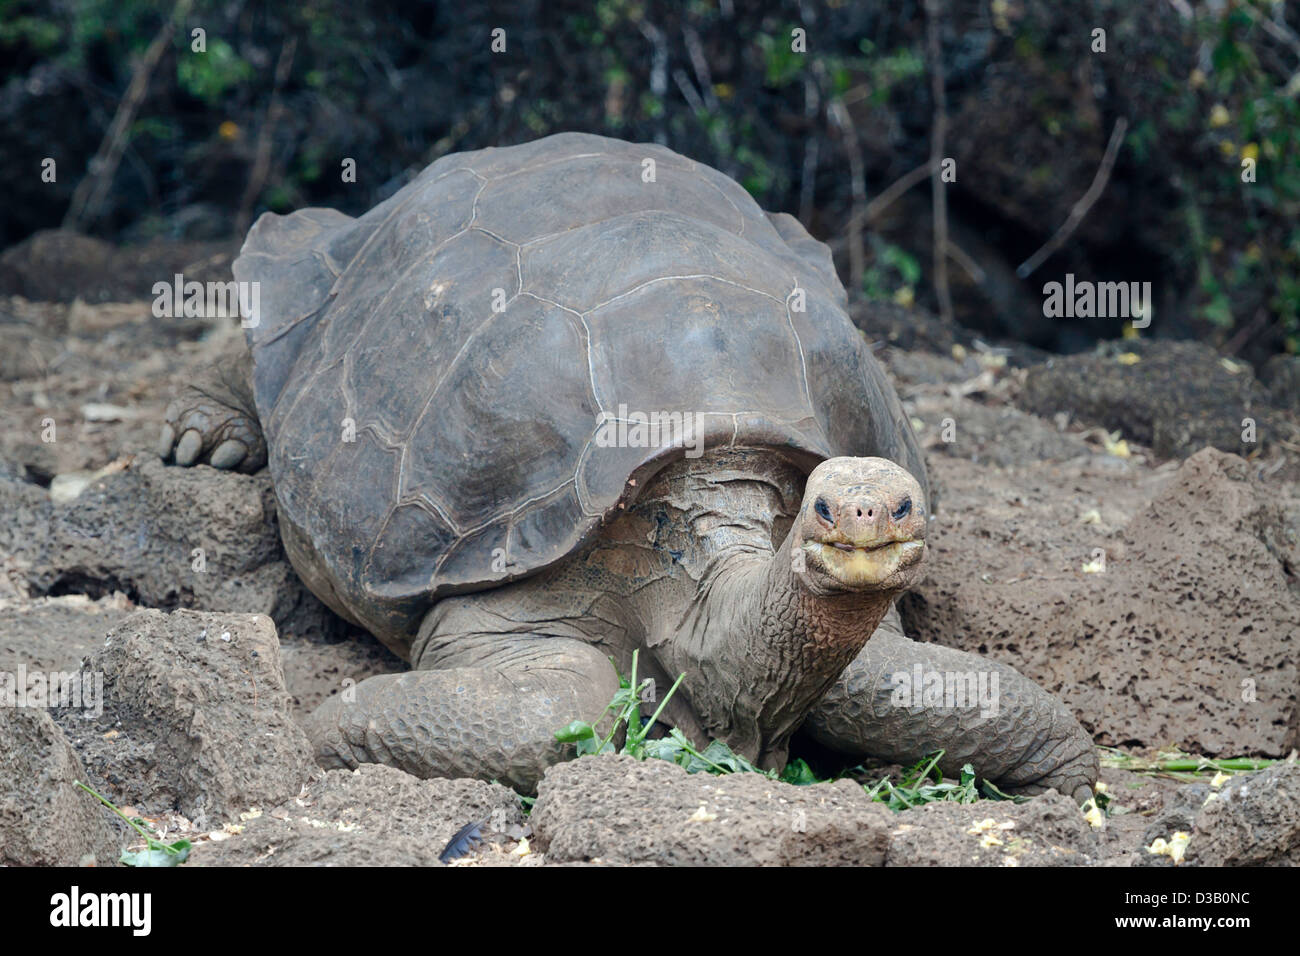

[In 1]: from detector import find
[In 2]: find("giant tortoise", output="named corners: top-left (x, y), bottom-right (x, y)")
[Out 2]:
top-left (159, 132), bottom-right (1097, 799)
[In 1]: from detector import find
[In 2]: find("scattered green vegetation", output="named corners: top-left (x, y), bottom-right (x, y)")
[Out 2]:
top-left (176, 37), bottom-right (253, 104)
top-left (1098, 746), bottom-right (1285, 782)
top-left (553, 651), bottom-right (819, 784)
top-left (4, 1), bottom-right (1292, 358)
top-left (756, 26), bottom-right (805, 89)
top-left (74, 780), bottom-right (191, 867)
top-left (860, 752), bottom-right (1027, 812)
top-left (862, 237), bottom-right (922, 305)
top-left (553, 651), bottom-right (818, 784)
top-left (853, 39), bottom-right (926, 106)
top-left (0, 1), bottom-right (60, 53)
top-left (1125, 1), bottom-right (1300, 351)
top-left (554, 649), bottom-right (686, 760)
top-left (556, 654), bottom-right (1030, 808)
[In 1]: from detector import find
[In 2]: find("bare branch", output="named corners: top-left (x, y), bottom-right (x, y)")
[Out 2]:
top-left (682, 26), bottom-right (719, 112)
top-left (925, 0), bottom-right (954, 324)
top-left (842, 158), bottom-right (939, 233)
top-left (63, 0), bottom-right (194, 231)
top-left (828, 98), bottom-right (867, 293)
top-left (237, 36), bottom-right (297, 235)
top-left (1220, 306), bottom-right (1273, 356)
top-left (637, 21), bottom-right (669, 145)
top-left (945, 238), bottom-right (986, 286)
top-left (799, 74), bottom-right (820, 224)
top-left (672, 68), bottom-right (707, 114)
top-left (1240, 1), bottom-right (1300, 62)
top-left (1016, 117), bottom-right (1128, 279)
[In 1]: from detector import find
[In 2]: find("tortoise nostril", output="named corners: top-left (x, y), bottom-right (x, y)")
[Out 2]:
top-left (856, 508), bottom-right (862, 517)
top-left (892, 498), bottom-right (912, 521)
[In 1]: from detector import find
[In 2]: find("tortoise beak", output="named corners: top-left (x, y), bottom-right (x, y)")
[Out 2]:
top-left (803, 538), bottom-right (925, 587)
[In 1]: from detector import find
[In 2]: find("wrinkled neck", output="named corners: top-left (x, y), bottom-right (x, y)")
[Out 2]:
top-left (664, 532), bottom-right (895, 767)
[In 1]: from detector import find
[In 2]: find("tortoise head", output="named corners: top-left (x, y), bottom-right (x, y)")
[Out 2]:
top-left (792, 457), bottom-right (927, 594)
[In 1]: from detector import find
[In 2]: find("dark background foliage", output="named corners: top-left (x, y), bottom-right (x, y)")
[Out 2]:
top-left (1, 0), bottom-right (1297, 362)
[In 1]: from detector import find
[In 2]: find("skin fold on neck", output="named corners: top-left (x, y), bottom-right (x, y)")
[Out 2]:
top-left (663, 529), bottom-right (896, 767)
top-left (600, 448), bottom-right (900, 768)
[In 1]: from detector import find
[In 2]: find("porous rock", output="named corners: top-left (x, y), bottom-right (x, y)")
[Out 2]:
top-left (53, 608), bottom-right (316, 824)
top-left (531, 754), bottom-right (893, 865)
top-left (190, 764), bottom-right (524, 866)
top-left (0, 707), bottom-right (123, 866)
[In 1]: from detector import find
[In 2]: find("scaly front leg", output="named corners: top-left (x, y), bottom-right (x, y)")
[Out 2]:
top-left (803, 607), bottom-right (1098, 803)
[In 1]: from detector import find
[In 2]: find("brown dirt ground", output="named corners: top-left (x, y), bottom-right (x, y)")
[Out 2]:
top-left (2, 289), bottom-right (1298, 866)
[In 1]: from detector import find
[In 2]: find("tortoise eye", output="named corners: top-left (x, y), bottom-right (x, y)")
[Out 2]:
top-left (814, 498), bottom-right (833, 523)
top-left (892, 498), bottom-right (912, 520)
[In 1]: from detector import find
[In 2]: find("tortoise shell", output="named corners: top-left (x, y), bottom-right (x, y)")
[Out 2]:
top-left (233, 132), bottom-right (925, 646)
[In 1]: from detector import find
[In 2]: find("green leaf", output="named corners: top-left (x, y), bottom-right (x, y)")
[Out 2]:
top-left (642, 736), bottom-right (689, 764)
top-left (1201, 292), bottom-right (1234, 328)
top-left (881, 244), bottom-right (922, 286)
top-left (608, 688), bottom-right (638, 709)
top-left (780, 758), bottom-right (820, 785)
top-left (176, 39), bottom-right (253, 105)
top-left (979, 779), bottom-right (1030, 803)
top-left (120, 840), bottom-right (191, 867)
top-left (576, 736), bottom-right (613, 756)
top-left (554, 720), bottom-right (595, 743)
top-left (693, 740), bottom-right (764, 775)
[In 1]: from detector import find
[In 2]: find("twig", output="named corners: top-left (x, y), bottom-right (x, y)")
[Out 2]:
top-left (672, 68), bottom-right (707, 114)
top-left (839, 83), bottom-right (871, 107)
top-left (1016, 117), bottom-right (1129, 278)
top-left (121, 143), bottom-right (159, 210)
top-left (236, 36), bottom-right (297, 235)
top-left (842, 157), bottom-right (939, 232)
top-left (682, 25), bottom-right (719, 112)
top-left (828, 97), bottom-right (867, 292)
top-left (799, 74), bottom-right (821, 224)
top-left (945, 238), bottom-right (986, 285)
top-left (63, 0), bottom-right (194, 231)
top-left (425, 100), bottom-right (489, 165)
top-left (684, 25), bottom-right (735, 175)
top-left (1220, 306), bottom-right (1272, 356)
top-left (637, 20), bottom-right (669, 146)
top-left (925, 0), bottom-right (954, 324)
top-left (1240, 1), bottom-right (1300, 63)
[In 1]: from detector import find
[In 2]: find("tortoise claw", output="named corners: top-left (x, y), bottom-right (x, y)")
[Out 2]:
top-left (174, 429), bottom-right (203, 466)
top-left (209, 439), bottom-right (247, 470)
top-left (156, 423), bottom-right (176, 460)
